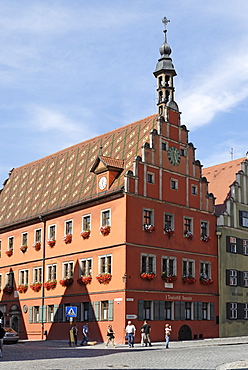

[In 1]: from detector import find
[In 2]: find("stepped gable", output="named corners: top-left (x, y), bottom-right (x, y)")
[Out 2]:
top-left (202, 157), bottom-right (245, 205)
top-left (0, 114), bottom-right (157, 228)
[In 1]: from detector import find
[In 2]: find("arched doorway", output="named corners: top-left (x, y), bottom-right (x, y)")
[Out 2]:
top-left (11, 316), bottom-right (18, 332)
top-left (178, 324), bottom-right (192, 340)
top-left (9, 304), bottom-right (20, 332)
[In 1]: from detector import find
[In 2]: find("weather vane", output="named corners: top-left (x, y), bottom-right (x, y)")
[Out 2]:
top-left (162, 17), bottom-right (170, 30)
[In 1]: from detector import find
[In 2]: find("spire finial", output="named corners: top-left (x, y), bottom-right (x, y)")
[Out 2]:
top-left (162, 17), bottom-right (170, 31)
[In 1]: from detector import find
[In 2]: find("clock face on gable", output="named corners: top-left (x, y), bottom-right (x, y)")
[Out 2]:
top-left (98, 176), bottom-right (107, 190)
top-left (168, 146), bottom-right (180, 166)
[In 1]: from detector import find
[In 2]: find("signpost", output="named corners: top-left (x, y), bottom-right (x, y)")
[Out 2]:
top-left (65, 306), bottom-right (77, 346)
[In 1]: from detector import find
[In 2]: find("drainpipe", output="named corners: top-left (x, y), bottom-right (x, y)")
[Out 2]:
top-left (216, 230), bottom-right (222, 337)
top-left (39, 215), bottom-right (46, 340)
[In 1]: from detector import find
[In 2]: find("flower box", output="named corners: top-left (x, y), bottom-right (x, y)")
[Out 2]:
top-left (59, 277), bottom-right (74, 287)
top-left (63, 234), bottom-right (72, 244)
top-left (17, 284), bottom-right (28, 293)
top-left (33, 242), bottom-right (41, 251)
top-left (200, 277), bottom-right (213, 285)
top-left (164, 227), bottom-right (175, 238)
top-left (184, 231), bottom-right (194, 239)
top-left (5, 250), bottom-right (13, 257)
top-left (44, 280), bottom-right (57, 290)
top-left (201, 234), bottom-right (211, 242)
top-left (30, 282), bottom-right (42, 292)
top-left (47, 238), bottom-right (56, 248)
top-left (140, 272), bottom-right (156, 281)
top-left (143, 224), bottom-right (155, 233)
top-left (100, 226), bottom-right (111, 236)
top-left (182, 275), bottom-right (196, 284)
top-left (77, 276), bottom-right (92, 285)
top-left (81, 230), bottom-right (91, 239)
top-left (3, 285), bottom-right (14, 294)
top-left (20, 245), bottom-right (28, 253)
top-left (96, 273), bottom-right (112, 284)
top-left (161, 273), bottom-right (177, 283)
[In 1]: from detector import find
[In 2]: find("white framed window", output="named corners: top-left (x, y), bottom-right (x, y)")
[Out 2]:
top-left (200, 221), bottom-right (209, 238)
top-left (82, 214), bottom-right (91, 231)
top-left (33, 306), bottom-right (40, 323)
top-left (200, 261), bottom-right (211, 278)
top-left (65, 219), bottom-right (73, 235)
top-left (230, 270), bottom-right (237, 286)
top-left (34, 228), bottom-right (42, 244)
top-left (33, 266), bottom-right (42, 283)
top-left (244, 304), bottom-right (248, 319)
top-left (141, 253), bottom-right (156, 274)
top-left (80, 258), bottom-right (92, 276)
top-left (243, 240), bottom-right (248, 255)
top-left (47, 264), bottom-right (57, 281)
top-left (165, 301), bottom-right (174, 320)
top-left (230, 237), bottom-right (237, 253)
top-left (62, 261), bottom-right (74, 278)
top-left (191, 185), bottom-right (198, 195)
top-left (101, 301), bottom-right (109, 321)
top-left (8, 236), bottom-right (14, 251)
top-left (162, 256), bottom-right (177, 276)
top-left (182, 259), bottom-right (195, 277)
top-left (143, 208), bottom-right (154, 226)
top-left (99, 254), bottom-right (112, 274)
top-left (202, 302), bottom-right (210, 320)
top-left (164, 213), bottom-right (174, 231)
top-left (82, 302), bottom-right (90, 322)
top-left (170, 178), bottom-right (178, 190)
top-left (48, 224), bottom-right (56, 240)
top-left (19, 269), bottom-right (29, 285)
top-left (47, 305), bottom-right (54, 322)
top-left (243, 272), bottom-right (248, 287)
top-left (185, 302), bottom-right (193, 320)
top-left (147, 172), bottom-right (154, 184)
top-left (184, 217), bottom-right (193, 235)
top-left (230, 303), bottom-right (237, 319)
top-left (101, 209), bottom-right (111, 227)
top-left (21, 232), bottom-right (28, 246)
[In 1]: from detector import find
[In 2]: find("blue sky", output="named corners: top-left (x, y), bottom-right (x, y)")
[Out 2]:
top-left (1, 0), bottom-right (248, 186)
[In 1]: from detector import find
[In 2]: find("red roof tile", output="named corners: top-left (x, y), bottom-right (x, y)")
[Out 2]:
top-left (0, 114), bottom-right (157, 227)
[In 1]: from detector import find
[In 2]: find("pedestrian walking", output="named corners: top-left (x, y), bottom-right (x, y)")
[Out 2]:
top-left (80, 323), bottom-right (89, 346)
top-left (140, 320), bottom-right (152, 347)
top-left (165, 323), bottom-right (172, 348)
top-left (105, 325), bottom-right (115, 347)
top-left (125, 321), bottom-right (136, 348)
top-left (71, 324), bottom-right (78, 345)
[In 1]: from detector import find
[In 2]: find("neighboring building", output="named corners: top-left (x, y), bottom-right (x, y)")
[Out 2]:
top-left (203, 155), bottom-right (248, 337)
top-left (0, 18), bottom-right (219, 343)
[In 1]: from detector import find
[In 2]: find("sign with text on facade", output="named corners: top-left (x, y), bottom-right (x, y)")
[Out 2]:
top-left (65, 306), bottom-right (77, 317)
top-left (126, 314), bottom-right (137, 319)
top-left (126, 298), bottom-right (134, 301)
top-left (165, 294), bottom-right (193, 301)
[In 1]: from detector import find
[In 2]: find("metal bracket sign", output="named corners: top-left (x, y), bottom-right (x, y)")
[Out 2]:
top-left (65, 306), bottom-right (77, 317)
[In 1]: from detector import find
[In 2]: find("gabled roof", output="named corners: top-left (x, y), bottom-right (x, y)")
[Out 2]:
top-left (202, 157), bottom-right (245, 205)
top-left (0, 114), bottom-right (157, 228)
top-left (90, 155), bottom-right (124, 174)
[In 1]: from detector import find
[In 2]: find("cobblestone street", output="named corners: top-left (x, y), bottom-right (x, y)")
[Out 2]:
top-left (1, 337), bottom-right (248, 370)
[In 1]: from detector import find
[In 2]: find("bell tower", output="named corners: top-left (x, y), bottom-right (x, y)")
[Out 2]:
top-left (153, 17), bottom-right (178, 119)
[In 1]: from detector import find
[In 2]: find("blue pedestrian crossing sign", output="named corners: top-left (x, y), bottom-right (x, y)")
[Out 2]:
top-left (65, 306), bottom-right (77, 317)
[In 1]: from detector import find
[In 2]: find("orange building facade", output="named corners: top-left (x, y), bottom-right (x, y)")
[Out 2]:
top-left (0, 18), bottom-right (219, 343)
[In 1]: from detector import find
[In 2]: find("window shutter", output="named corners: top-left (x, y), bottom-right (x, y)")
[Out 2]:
top-left (226, 302), bottom-right (231, 320)
top-left (89, 302), bottom-right (94, 322)
top-left (237, 238), bottom-right (243, 254)
top-left (226, 270), bottom-right (230, 286)
top-left (159, 301), bottom-right (165, 321)
top-left (138, 300), bottom-right (143, 320)
top-left (58, 305), bottom-right (63, 322)
top-left (193, 302), bottom-right (198, 320)
top-left (108, 300), bottom-right (114, 321)
top-left (210, 302), bottom-right (214, 320)
top-left (226, 236), bottom-right (231, 252)
top-left (180, 301), bottom-right (185, 320)
top-left (76, 302), bottom-right (81, 322)
top-left (42, 305), bottom-right (47, 323)
top-left (39, 306), bottom-right (43, 323)
top-left (154, 301), bottom-right (159, 321)
top-left (238, 303), bottom-right (244, 319)
top-left (198, 302), bottom-right (202, 320)
top-left (29, 306), bottom-right (33, 323)
top-left (54, 304), bottom-right (59, 322)
top-left (238, 271), bottom-right (243, 287)
top-left (94, 301), bottom-right (100, 321)
top-left (174, 301), bottom-right (180, 320)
